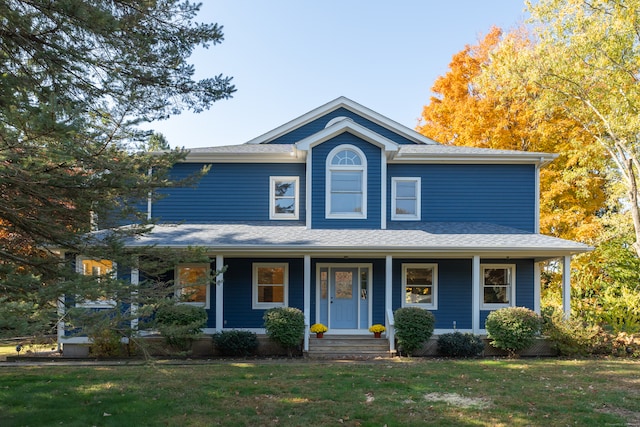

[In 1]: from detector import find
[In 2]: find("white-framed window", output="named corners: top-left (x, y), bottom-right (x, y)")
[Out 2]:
top-left (253, 263), bottom-right (288, 309)
top-left (481, 264), bottom-right (515, 310)
top-left (392, 177), bottom-right (421, 220)
top-left (75, 256), bottom-right (116, 308)
top-left (402, 263), bottom-right (438, 309)
top-left (176, 264), bottom-right (210, 309)
top-left (326, 145), bottom-right (367, 219)
top-left (270, 176), bottom-right (299, 220)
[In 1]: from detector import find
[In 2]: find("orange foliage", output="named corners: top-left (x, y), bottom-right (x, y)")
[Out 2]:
top-left (417, 27), bottom-right (609, 243)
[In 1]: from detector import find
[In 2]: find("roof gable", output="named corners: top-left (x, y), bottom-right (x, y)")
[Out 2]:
top-left (246, 97), bottom-right (438, 146)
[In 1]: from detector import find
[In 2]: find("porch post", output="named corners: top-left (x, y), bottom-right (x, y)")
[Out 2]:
top-left (303, 255), bottom-right (311, 352)
top-left (472, 255), bottom-right (480, 334)
top-left (562, 255), bottom-right (572, 320)
top-left (130, 265), bottom-right (139, 332)
top-left (385, 255), bottom-right (395, 352)
top-left (215, 255), bottom-right (224, 332)
top-left (534, 262), bottom-right (541, 315)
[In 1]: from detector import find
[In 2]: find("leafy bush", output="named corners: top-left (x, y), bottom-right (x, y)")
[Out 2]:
top-left (213, 330), bottom-right (258, 357)
top-left (263, 307), bottom-right (304, 356)
top-left (155, 303), bottom-right (207, 351)
top-left (437, 332), bottom-right (484, 358)
top-left (88, 327), bottom-right (122, 357)
top-left (485, 307), bottom-right (542, 357)
top-left (393, 307), bottom-right (435, 356)
top-left (541, 307), bottom-right (603, 356)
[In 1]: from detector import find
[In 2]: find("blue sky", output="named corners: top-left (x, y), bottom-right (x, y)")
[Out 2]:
top-left (152, 1), bottom-right (529, 148)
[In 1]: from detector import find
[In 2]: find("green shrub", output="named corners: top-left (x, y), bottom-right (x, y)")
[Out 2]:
top-left (263, 307), bottom-right (304, 356)
top-left (88, 328), bottom-right (122, 357)
top-left (541, 307), bottom-right (602, 356)
top-left (485, 307), bottom-right (542, 357)
top-left (155, 303), bottom-right (207, 351)
top-left (213, 330), bottom-right (259, 357)
top-left (437, 332), bottom-right (484, 358)
top-left (393, 307), bottom-right (435, 356)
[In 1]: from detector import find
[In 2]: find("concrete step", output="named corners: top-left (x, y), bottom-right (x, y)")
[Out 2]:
top-left (307, 335), bottom-right (394, 359)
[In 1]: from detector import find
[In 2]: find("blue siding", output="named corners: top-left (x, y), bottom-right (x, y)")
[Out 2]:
top-left (392, 259), bottom-right (473, 330)
top-left (388, 164), bottom-right (536, 231)
top-left (311, 134), bottom-right (382, 229)
top-left (153, 163), bottom-right (306, 223)
top-left (222, 258), bottom-right (304, 329)
top-left (269, 107), bottom-right (417, 145)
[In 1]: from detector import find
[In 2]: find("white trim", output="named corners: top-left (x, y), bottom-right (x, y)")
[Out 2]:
top-left (303, 255), bottom-right (311, 351)
top-left (252, 262), bottom-right (289, 309)
top-left (325, 144), bottom-right (367, 219)
top-left (472, 256), bottom-right (480, 334)
top-left (391, 177), bottom-right (421, 221)
top-left (562, 255), bottom-right (571, 319)
top-left (316, 263), bottom-right (372, 330)
top-left (480, 264), bottom-right (516, 310)
top-left (534, 262), bottom-right (541, 315)
top-left (269, 176), bottom-right (300, 220)
top-left (175, 263), bottom-right (211, 309)
top-left (381, 154), bottom-right (387, 229)
top-left (75, 256), bottom-right (117, 308)
top-left (297, 118), bottom-right (400, 153)
top-left (215, 255), bottom-right (224, 331)
top-left (306, 149), bottom-right (312, 228)
top-left (247, 96), bottom-right (437, 146)
top-left (401, 263), bottom-right (438, 309)
top-left (130, 265), bottom-right (139, 331)
top-left (535, 164), bottom-right (540, 232)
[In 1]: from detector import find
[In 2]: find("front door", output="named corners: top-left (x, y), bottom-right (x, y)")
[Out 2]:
top-left (330, 267), bottom-right (359, 328)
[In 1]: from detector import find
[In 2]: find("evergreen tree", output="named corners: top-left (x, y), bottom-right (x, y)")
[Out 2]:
top-left (0, 1), bottom-right (234, 338)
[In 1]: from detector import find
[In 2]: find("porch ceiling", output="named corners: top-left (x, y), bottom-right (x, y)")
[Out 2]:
top-left (113, 222), bottom-right (592, 260)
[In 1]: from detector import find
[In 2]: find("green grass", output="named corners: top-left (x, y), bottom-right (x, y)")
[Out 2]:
top-left (0, 358), bottom-right (638, 426)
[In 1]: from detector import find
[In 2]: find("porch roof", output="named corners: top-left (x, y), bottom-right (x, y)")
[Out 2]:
top-left (120, 222), bottom-right (591, 260)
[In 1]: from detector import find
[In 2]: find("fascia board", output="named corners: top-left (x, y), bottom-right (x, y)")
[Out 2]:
top-left (183, 152), bottom-right (305, 163)
top-left (390, 153), bottom-right (558, 166)
top-left (296, 120), bottom-right (399, 152)
top-left (246, 96), bottom-right (437, 146)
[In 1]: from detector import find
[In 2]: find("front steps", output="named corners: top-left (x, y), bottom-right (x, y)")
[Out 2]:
top-left (307, 334), bottom-right (395, 359)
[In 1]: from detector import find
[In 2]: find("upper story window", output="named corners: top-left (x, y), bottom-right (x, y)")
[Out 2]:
top-left (326, 145), bottom-right (367, 219)
top-left (270, 176), bottom-right (299, 220)
top-left (481, 264), bottom-right (515, 310)
top-left (176, 264), bottom-right (210, 308)
top-left (392, 177), bottom-right (421, 221)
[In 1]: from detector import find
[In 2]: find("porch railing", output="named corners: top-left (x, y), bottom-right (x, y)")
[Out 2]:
top-left (386, 308), bottom-right (395, 352)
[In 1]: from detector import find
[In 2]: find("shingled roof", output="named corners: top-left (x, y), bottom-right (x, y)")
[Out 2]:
top-left (119, 222), bottom-right (591, 260)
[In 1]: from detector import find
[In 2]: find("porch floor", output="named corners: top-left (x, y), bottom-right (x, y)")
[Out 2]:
top-left (306, 334), bottom-right (396, 359)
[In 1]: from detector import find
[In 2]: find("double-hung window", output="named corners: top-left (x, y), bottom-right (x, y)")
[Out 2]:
top-left (392, 177), bottom-right (421, 220)
top-left (326, 145), bottom-right (367, 218)
top-left (176, 264), bottom-right (210, 308)
top-left (402, 263), bottom-right (437, 309)
top-left (481, 264), bottom-right (515, 310)
top-left (270, 176), bottom-right (299, 220)
top-left (253, 263), bottom-right (288, 309)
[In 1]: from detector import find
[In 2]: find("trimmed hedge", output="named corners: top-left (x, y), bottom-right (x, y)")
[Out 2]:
top-left (437, 332), bottom-right (484, 358)
top-left (213, 330), bottom-right (258, 357)
top-left (155, 304), bottom-right (207, 350)
top-left (485, 307), bottom-right (542, 357)
top-left (394, 307), bottom-right (435, 356)
top-left (263, 307), bottom-right (304, 356)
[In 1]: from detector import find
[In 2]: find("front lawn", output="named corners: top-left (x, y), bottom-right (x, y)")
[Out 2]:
top-left (0, 358), bottom-right (638, 426)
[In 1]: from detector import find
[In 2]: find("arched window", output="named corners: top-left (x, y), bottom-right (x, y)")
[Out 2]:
top-left (326, 145), bottom-right (367, 218)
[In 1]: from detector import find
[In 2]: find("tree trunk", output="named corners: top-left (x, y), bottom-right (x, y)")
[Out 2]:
top-left (627, 159), bottom-right (640, 258)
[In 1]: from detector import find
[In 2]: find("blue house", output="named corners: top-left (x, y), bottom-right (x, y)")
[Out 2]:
top-left (59, 97), bottom-right (590, 352)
